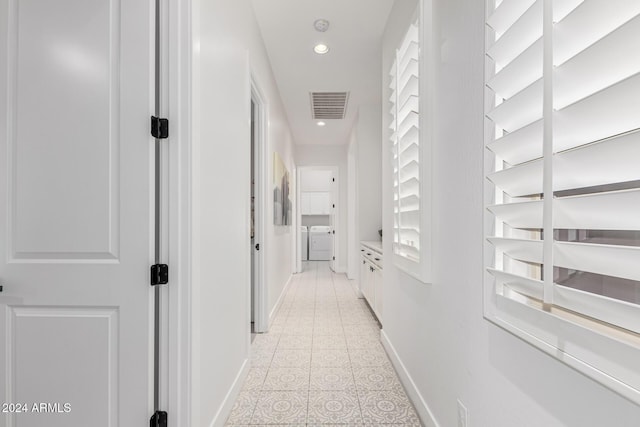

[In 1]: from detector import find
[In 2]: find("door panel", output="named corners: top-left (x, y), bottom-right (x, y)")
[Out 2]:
top-left (0, 0), bottom-right (152, 425)
top-left (10, 0), bottom-right (118, 261)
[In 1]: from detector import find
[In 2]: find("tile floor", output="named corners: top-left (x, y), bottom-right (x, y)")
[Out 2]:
top-left (225, 261), bottom-right (422, 426)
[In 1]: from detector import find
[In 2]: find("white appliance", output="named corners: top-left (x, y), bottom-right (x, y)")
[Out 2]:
top-left (309, 225), bottom-right (332, 261)
top-left (301, 226), bottom-right (308, 261)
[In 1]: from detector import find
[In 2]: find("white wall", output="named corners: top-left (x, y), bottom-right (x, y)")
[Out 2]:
top-left (295, 145), bottom-right (348, 273)
top-left (191, 0), bottom-right (294, 425)
top-left (380, 1), bottom-right (640, 427)
top-left (356, 105), bottom-right (383, 243)
top-left (347, 127), bottom-right (358, 280)
top-left (300, 169), bottom-right (332, 191)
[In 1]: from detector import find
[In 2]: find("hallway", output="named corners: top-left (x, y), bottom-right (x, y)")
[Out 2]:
top-left (225, 262), bottom-right (421, 426)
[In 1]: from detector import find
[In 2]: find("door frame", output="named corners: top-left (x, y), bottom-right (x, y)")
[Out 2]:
top-left (296, 165), bottom-right (340, 272)
top-left (166, 0), bottom-right (191, 425)
top-left (250, 78), bottom-right (268, 333)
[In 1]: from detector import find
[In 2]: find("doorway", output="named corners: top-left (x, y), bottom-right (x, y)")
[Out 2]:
top-left (297, 166), bottom-right (339, 273)
top-left (251, 82), bottom-right (268, 333)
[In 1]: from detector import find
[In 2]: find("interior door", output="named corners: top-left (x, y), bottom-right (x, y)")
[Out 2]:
top-left (0, 0), bottom-right (153, 425)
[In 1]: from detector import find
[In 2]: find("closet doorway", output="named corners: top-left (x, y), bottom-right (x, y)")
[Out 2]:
top-left (297, 166), bottom-right (339, 273)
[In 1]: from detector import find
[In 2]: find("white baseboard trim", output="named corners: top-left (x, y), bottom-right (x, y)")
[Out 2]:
top-left (269, 274), bottom-right (293, 325)
top-left (209, 357), bottom-right (251, 427)
top-left (381, 330), bottom-right (440, 427)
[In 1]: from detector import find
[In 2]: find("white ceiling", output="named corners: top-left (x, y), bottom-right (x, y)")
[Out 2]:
top-left (252, 0), bottom-right (395, 145)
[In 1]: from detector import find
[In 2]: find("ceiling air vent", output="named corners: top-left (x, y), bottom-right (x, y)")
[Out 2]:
top-left (310, 92), bottom-right (349, 120)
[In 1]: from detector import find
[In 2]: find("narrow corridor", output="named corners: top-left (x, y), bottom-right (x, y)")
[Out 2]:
top-left (225, 262), bottom-right (421, 426)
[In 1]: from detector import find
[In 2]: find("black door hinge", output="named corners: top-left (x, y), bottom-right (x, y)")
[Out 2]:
top-left (332, 204), bottom-right (335, 208)
top-left (150, 410), bottom-right (167, 427)
top-left (150, 264), bottom-right (169, 286)
top-left (333, 256), bottom-right (335, 260)
top-left (151, 116), bottom-right (169, 139)
top-left (255, 243), bottom-right (260, 251)
top-left (332, 230), bottom-right (335, 234)
top-left (332, 178), bottom-right (335, 182)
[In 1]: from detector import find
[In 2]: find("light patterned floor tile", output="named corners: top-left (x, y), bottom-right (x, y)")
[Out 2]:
top-left (251, 350), bottom-right (275, 367)
top-left (278, 334), bottom-right (313, 350)
top-left (313, 335), bottom-right (347, 350)
top-left (282, 323), bottom-right (314, 335)
top-left (353, 366), bottom-right (403, 391)
top-left (348, 349), bottom-right (392, 368)
top-left (307, 390), bottom-right (362, 425)
top-left (346, 334), bottom-right (383, 350)
top-left (242, 367), bottom-right (268, 390)
top-left (262, 367), bottom-right (310, 391)
top-left (311, 349), bottom-right (352, 368)
top-left (252, 334), bottom-right (280, 350)
top-left (271, 349), bottom-right (312, 368)
top-left (313, 324), bottom-right (345, 336)
top-left (225, 389), bottom-right (259, 425)
top-left (343, 324), bottom-right (379, 336)
top-left (228, 263), bottom-right (422, 427)
top-left (310, 367), bottom-right (355, 390)
top-left (251, 391), bottom-right (308, 425)
top-left (358, 390), bottom-right (421, 425)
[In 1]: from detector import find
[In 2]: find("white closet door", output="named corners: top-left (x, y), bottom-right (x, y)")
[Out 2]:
top-left (0, 0), bottom-right (153, 425)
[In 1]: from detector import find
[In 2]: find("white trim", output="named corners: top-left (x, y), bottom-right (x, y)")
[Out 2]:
top-left (250, 77), bottom-right (269, 333)
top-left (167, 0), bottom-right (192, 424)
top-left (269, 274), bottom-right (294, 324)
top-left (207, 358), bottom-right (251, 427)
top-left (381, 330), bottom-right (440, 427)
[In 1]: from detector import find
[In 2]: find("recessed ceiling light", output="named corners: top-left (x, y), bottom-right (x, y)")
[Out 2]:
top-left (314, 19), bottom-right (330, 32)
top-left (317, 121), bottom-right (326, 127)
top-left (314, 44), bottom-right (329, 55)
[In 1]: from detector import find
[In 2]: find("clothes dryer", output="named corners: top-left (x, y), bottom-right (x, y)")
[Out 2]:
top-left (309, 225), bottom-right (332, 261)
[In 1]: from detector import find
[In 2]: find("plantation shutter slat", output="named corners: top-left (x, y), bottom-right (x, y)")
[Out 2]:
top-left (487, 0), bottom-right (542, 69)
top-left (486, 78), bottom-right (543, 133)
top-left (487, 268), bottom-right (544, 300)
top-left (554, 286), bottom-right (640, 335)
top-left (555, 242), bottom-right (640, 281)
top-left (488, 237), bottom-right (543, 265)
top-left (487, 39), bottom-right (542, 100)
top-left (487, 201), bottom-right (543, 230)
top-left (553, 73), bottom-right (640, 153)
top-left (554, 190), bottom-right (640, 230)
top-left (486, 119), bottom-right (542, 165)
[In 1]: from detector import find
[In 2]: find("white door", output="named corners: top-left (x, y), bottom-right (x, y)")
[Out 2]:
top-left (0, 0), bottom-right (153, 425)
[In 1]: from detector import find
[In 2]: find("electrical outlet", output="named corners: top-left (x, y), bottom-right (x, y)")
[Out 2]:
top-left (457, 399), bottom-right (468, 427)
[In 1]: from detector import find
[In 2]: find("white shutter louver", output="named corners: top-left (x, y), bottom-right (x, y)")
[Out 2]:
top-left (485, 0), bottom-right (640, 404)
top-left (389, 12), bottom-right (431, 283)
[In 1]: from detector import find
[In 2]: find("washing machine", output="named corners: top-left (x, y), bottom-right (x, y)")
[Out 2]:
top-left (309, 225), bottom-right (332, 261)
top-left (301, 226), bottom-right (308, 261)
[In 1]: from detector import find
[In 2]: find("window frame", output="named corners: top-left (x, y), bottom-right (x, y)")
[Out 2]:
top-left (388, 0), bottom-right (433, 284)
top-left (483, 0), bottom-right (640, 405)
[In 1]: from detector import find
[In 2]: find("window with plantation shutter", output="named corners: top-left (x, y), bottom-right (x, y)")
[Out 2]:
top-left (389, 7), bottom-right (431, 283)
top-left (485, 0), bottom-right (640, 403)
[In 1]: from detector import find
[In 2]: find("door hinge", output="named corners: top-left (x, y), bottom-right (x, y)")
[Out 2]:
top-left (333, 256), bottom-right (335, 261)
top-left (332, 177), bottom-right (335, 182)
top-left (332, 230), bottom-right (335, 234)
top-left (150, 410), bottom-right (167, 427)
top-left (332, 204), bottom-right (335, 208)
top-left (150, 264), bottom-right (169, 286)
top-left (255, 243), bottom-right (260, 251)
top-left (151, 116), bottom-right (169, 139)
